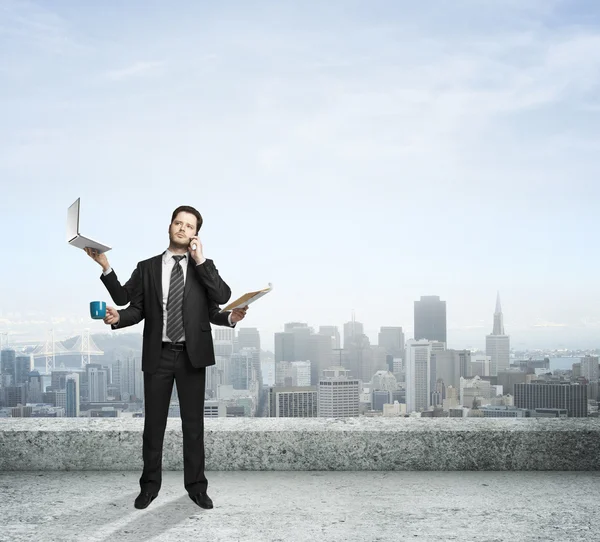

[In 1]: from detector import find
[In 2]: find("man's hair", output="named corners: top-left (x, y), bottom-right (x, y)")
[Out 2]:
top-left (171, 205), bottom-right (203, 233)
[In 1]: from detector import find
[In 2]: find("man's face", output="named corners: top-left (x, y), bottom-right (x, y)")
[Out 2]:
top-left (169, 211), bottom-right (198, 248)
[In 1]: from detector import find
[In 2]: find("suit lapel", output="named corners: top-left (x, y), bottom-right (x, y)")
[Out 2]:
top-left (184, 255), bottom-right (194, 300)
top-left (151, 254), bottom-right (163, 308)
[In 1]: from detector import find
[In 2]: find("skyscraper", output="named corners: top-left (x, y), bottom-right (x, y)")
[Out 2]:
top-left (343, 319), bottom-right (364, 348)
top-left (378, 327), bottom-right (405, 360)
top-left (274, 332), bottom-right (295, 363)
top-left (414, 296), bottom-right (447, 344)
top-left (115, 357), bottom-right (144, 401)
top-left (237, 328), bottom-right (261, 351)
top-left (486, 292), bottom-right (510, 376)
top-left (318, 326), bottom-right (341, 350)
top-left (65, 373), bottom-right (80, 417)
top-left (15, 355), bottom-right (32, 385)
top-left (307, 333), bottom-right (334, 385)
top-left (581, 355), bottom-right (600, 382)
top-left (87, 366), bottom-right (108, 402)
top-left (231, 350), bottom-right (257, 390)
top-left (286, 323), bottom-right (312, 362)
top-left (1, 349), bottom-right (16, 383)
top-left (405, 340), bottom-right (433, 413)
top-left (432, 349), bottom-right (471, 390)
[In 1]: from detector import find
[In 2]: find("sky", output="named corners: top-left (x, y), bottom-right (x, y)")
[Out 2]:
top-left (1, 0), bottom-right (600, 352)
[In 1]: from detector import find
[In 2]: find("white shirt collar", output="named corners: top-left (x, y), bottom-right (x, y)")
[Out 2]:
top-left (163, 249), bottom-right (188, 264)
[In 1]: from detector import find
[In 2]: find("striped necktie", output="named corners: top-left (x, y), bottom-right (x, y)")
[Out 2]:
top-left (166, 255), bottom-right (185, 342)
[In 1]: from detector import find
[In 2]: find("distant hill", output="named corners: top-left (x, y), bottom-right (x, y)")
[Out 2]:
top-left (62, 332), bottom-right (143, 363)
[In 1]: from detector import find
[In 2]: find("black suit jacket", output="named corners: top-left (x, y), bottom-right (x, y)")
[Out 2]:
top-left (100, 253), bottom-right (234, 373)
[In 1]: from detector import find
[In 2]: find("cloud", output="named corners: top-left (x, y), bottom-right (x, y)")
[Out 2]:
top-left (105, 61), bottom-right (165, 81)
top-left (532, 321), bottom-right (568, 328)
top-left (0, 0), bottom-right (86, 56)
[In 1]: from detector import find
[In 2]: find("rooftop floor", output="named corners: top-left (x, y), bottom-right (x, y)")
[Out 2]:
top-left (0, 471), bottom-right (599, 542)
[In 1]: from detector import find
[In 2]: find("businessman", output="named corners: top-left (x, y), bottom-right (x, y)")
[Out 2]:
top-left (85, 205), bottom-right (248, 510)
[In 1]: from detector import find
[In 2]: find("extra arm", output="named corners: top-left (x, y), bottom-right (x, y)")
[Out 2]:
top-left (100, 264), bottom-right (142, 307)
top-left (102, 264), bottom-right (145, 329)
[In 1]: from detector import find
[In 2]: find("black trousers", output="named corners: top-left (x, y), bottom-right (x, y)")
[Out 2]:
top-left (140, 343), bottom-right (207, 496)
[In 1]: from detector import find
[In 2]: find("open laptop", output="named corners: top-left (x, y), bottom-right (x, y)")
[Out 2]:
top-left (66, 198), bottom-right (112, 253)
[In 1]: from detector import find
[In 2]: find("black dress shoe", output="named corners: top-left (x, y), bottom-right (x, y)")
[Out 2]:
top-left (134, 491), bottom-right (158, 509)
top-left (189, 491), bottom-right (213, 509)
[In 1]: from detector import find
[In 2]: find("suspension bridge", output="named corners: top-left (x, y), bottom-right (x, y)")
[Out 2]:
top-left (28, 329), bottom-right (104, 372)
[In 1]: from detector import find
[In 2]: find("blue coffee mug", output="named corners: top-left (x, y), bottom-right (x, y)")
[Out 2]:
top-left (90, 301), bottom-right (107, 319)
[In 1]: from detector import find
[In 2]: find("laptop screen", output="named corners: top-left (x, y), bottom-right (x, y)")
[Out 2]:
top-left (66, 198), bottom-right (80, 241)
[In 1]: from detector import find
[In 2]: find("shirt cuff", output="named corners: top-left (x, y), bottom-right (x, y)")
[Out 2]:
top-left (228, 312), bottom-right (235, 327)
top-left (102, 267), bottom-right (113, 276)
top-left (195, 257), bottom-right (207, 266)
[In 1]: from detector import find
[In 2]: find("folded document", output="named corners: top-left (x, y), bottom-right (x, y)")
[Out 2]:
top-left (219, 283), bottom-right (273, 313)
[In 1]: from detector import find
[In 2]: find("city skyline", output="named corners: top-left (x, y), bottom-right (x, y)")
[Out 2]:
top-left (2, 1), bottom-right (600, 350)
top-left (3, 291), bottom-right (600, 353)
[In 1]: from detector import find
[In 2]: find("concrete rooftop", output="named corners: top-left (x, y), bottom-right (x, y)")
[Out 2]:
top-left (0, 470), bottom-right (599, 542)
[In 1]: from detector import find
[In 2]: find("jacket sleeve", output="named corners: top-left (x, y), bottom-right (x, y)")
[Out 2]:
top-left (208, 297), bottom-right (236, 328)
top-left (100, 264), bottom-right (142, 307)
top-left (194, 259), bottom-right (232, 305)
top-left (102, 264), bottom-right (145, 329)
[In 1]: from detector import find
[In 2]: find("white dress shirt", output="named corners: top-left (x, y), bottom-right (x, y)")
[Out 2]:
top-left (102, 249), bottom-right (234, 339)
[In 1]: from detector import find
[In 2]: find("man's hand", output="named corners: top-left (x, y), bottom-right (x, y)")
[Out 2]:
top-left (230, 305), bottom-right (248, 323)
top-left (103, 306), bottom-right (120, 326)
top-left (188, 236), bottom-right (205, 264)
top-left (84, 247), bottom-right (110, 273)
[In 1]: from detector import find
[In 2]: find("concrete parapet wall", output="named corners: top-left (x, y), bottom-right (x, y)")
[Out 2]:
top-left (1, 417), bottom-right (599, 471)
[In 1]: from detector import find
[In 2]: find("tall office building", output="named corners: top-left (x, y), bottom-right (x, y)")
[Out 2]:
top-left (318, 326), bottom-right (341, 350)
top-left (469, 355), bottom-right (492, 377)
top-left (497, 370), bottom-right (528, 396)
top-left (50, 369), bottom-right (73, 392)
top-left (214, 328), bottom-right (235, 342)
top-left (237, 328), bottom-right (261, 352)
top-left (414, 296), bottom-right (447, 344)
top-left (581, 356), bottom-right (600, 382)
top-left (268, 386), bottom-right (318, 417)
top-left (87, 366), bottom-right (108, 403)
top-left (290, 361), bottom-right (311, 386)
top-left (405, 340), bottom-right (433, 413)
top-left (378, 327), bottom-right (405, 360)
top-left (343, 319), bottom-right (364, 349)
top-left (27, 371), bottom-right (44, 403)
top-left (486, 293), bottom-right (510, 376)
top-left (286, 323), bottom-right (312, 362)
top-left (431, 349), bottom-right (471, 390)
top-left (214, 328), bottom-right (235, 357)
top-left (275, 360), bottom-right (311, 387)
top-left (318, 367), bottom-right (360, 417)
top-left (15, 355), bottom-right (32, 385)
top-left (65, 373), bottom-right (80, 417)
top-left (274, 332), bottom-right (295, 363)
top-left (3, 385), bottom-right (26, 407)
top-left (514, 381), bottom-right (587, 417)
top-left (1, 349), bottom-right (16, 383)
top-left (342, 334), bottom-right (373, 382)
top-left (231, 350), bottom-right (256, 390)
top-left (308, 333), bottom-right (335, 385)
top-left (114, 357), bottom-right (143, 401)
